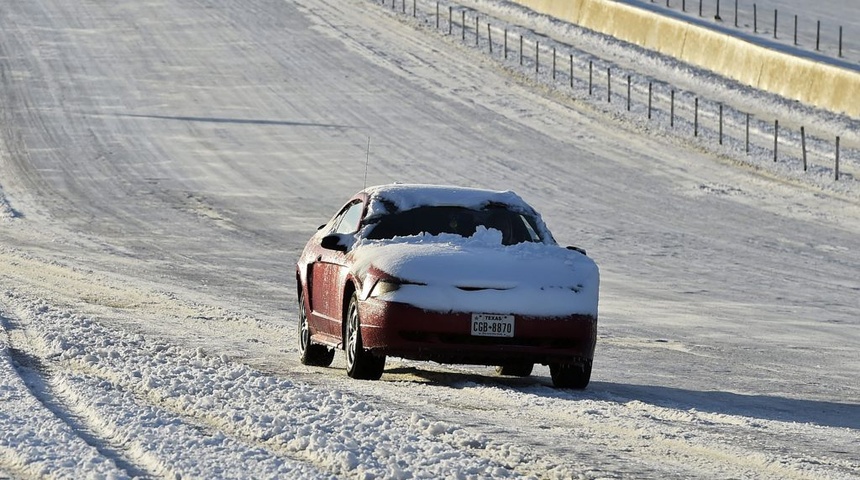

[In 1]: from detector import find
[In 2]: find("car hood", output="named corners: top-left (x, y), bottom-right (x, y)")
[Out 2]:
top-left (352, 230), bottom-right (599, 317)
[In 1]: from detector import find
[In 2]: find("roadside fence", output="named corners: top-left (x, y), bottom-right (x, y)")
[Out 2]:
top-left (374, 0), bottom-right (858, 183)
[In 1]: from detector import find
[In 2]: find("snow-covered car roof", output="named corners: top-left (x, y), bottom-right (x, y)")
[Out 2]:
top-left (362, 184), bottom-right (537, 219)
top-left (360, 184), bottom-right (556, 243)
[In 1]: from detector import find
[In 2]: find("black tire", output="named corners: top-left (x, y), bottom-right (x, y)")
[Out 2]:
top-left (549, 361), bottom-right (592, 389)
top-left (345, 293), bottom-right (385, 380)
top-left (495, 363), bottom-right (534, 377)
top-left (298, 292), bottom-right (335, 367)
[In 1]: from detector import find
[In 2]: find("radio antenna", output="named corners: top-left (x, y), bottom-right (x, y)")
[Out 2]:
top-left (363, 136), bottom-right (371, 190)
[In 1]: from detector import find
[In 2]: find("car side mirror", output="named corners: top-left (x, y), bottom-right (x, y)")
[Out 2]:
top-left (566, 246), bottom-right (587, 255)
top-left (321, 234), bottom-right (348, 252)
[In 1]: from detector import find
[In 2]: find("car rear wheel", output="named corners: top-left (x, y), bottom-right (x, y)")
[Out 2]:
top-left (345, 293), bottom-right (385, 380)
top-left (298, 292), bottom-right (335, 367)
top-left (495, 363), bottom-right (534, 377)
top-left (549, 361), bottom-right (592, 389)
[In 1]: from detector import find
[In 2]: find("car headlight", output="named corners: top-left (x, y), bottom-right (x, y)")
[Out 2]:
top-left (370, 279), bottom-right (402, 298)
top-left (368, 278), bottom-right (425, 298)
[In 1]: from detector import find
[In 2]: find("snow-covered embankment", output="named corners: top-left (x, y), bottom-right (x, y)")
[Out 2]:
top-left (510, 0), bottom-right (860, 118)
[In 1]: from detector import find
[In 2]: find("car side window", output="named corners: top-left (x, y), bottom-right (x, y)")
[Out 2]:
top-left (333, 201), bottom-right (364, 234)
top-left (516, 214), bottom-right (542, 242)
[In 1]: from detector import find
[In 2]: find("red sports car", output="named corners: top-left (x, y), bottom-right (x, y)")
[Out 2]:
top-left (295, 184), bottom-right (599, 388)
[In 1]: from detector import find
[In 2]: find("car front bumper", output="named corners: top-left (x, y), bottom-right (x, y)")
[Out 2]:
top-left (358, 298), bottom-right (597, 365)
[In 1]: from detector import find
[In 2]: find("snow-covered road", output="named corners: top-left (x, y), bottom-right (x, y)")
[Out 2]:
top-left (1, 0), bottom-right (858, 478)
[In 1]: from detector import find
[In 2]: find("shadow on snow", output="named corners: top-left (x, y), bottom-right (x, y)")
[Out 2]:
top-left (382, 366), bottom-right (859, 430)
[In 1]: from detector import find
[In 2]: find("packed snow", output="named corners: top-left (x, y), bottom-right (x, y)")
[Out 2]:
top-left (1, 0), bottom-right (858, 478)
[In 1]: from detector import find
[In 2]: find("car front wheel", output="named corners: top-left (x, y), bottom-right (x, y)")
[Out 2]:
top-left (549, 361), bottom-right (592, 389)
top-left (345, 293), bottom-right (385, 380)
top-left (298, 292), bottom-right (335, 367)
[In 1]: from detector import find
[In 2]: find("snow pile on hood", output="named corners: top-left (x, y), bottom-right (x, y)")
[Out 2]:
top-left (354, 227), bottom-right (600, 317)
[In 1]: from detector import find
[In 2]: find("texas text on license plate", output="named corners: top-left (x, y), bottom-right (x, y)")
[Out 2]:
top-left (470, 313), bottom-right (515, 338)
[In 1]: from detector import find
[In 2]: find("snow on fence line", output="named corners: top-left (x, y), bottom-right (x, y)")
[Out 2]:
top-left (373, 0), bottom-right (857, 184)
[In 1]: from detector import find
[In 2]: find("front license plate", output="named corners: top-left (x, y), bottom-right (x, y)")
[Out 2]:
top-left (471, 313), bottom-right (515, 338)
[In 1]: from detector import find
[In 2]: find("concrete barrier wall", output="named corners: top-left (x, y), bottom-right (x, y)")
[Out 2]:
top-left (511, 0), bottom-right (860, 118)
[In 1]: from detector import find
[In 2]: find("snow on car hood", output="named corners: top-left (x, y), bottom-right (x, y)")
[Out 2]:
top-left (353, 228), bottom-right (599, 317)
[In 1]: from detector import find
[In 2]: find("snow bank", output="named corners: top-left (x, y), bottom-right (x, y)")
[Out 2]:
top-left (509, 0), bottom-right (860, 118)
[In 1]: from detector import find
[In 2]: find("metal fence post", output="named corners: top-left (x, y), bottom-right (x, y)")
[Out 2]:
top-left (694, 97), bottom-right (699, 137)
top-left (569, 54), bottom-right (574, 88)
top-left (627, 75), bottom-right (631, 111)
top-left (835, 136), bottom-right (841, 180)
top-left (589, 61), bottom-right (593, 96)
top-left (774, 9), bottom-right (778, 39)
top-left (670, 90), bottom-right (675, 127)
top-left (519, 35), bottom-right (523, 65)
top-left (754, 4), bottom-right (758, 33)
top-left (839, 26), bottom-right (843, 57)
top-left (648, 82), bottom-right (653, 119)
top-left (719, 103), bottom-right (723, 145)
top-left (734, 0), bottom-right (739, 27)
top-left (607, 68), bottom-right (612, 103)
top-left (774, 120), bottom-right (779, 162)
top-left (816, 20), bottom-right (821, 50)
top-left (801, 126), bottom-right (808, 171)
top-left (794, 15), bottom-right (798, 45)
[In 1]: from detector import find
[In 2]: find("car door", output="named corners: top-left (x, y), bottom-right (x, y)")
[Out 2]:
top-left (309, 200), bottom-right (364, 337)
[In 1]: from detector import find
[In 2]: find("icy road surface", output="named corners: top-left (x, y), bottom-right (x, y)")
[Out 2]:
top-left (0, 0), bottom-right (858, 478)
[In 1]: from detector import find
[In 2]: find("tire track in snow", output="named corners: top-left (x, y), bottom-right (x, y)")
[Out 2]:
top-left (2, 305), bottom-right (336, 480)
top-left (4, 344), bottom-right (155, 479)
top-left (0, 314), bottom-right (131, 479)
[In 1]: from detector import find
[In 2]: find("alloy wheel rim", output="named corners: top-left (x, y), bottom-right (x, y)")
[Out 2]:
top-left (299, 296), bottom-right (309, 352)
top-left (346, 304), bottom-right (358, 369)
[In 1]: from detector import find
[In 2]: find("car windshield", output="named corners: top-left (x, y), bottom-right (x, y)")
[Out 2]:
top-left (364, 205), bottom-right (542, 245)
